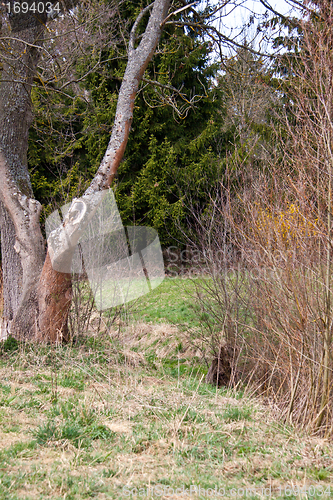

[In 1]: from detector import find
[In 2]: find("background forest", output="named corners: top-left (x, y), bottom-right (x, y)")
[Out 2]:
top-left (28, 1), bottom-right (273, 246)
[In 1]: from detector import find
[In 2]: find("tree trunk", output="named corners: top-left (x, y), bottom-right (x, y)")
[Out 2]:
top-left (205, 345), bottom-right (233, 387)
top-left (0, 201), bottom-right (22, 339)
top-left (37, 253), bottom-right (72, 343)
top-left (0, 0), bottom-right (171, 342)
top-left (0, 2), bottom-right (47, 339)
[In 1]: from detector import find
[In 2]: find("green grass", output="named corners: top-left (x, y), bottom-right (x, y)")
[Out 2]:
top-left (0, 334), bottom-right (331, 499)
top-left (126, 277), bottom-right (201, 326)
top-left (0, 277), bottom-right (332, 498)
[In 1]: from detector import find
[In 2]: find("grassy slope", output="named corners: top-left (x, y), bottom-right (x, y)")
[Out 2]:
top-left (127, 277), bottom-right (201, 326)
top-left (0, 278), bottom-right (332, 499)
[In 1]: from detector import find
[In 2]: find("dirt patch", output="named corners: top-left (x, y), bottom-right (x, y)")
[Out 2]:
top-left (0, 431), bottom-right (30, 448)
top-left (103, 420), bottom-right (132, 434)
top-left (115, 322), bottom-right (198, 359)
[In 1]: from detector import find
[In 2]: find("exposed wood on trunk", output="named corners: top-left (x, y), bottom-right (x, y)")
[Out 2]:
top-left (36, 0), bottom-right (171, 342)
top-left (37, 253), bottom-right (72, 343)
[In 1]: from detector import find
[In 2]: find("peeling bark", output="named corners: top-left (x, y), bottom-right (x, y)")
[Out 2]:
top-left (37, 253), bottom-right (72, 343)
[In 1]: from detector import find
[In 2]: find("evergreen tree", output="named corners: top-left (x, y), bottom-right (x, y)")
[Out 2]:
top-left (28, 1), bottom-right (228, 245)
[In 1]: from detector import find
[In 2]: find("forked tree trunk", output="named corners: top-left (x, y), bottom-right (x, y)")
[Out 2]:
top-left (0, 0), bottom-right (171, 342)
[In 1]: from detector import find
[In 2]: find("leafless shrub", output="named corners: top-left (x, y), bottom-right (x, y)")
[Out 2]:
top-left (68, 271), bottom-right (127, 341)
top-left (176, 181), bottom-right (252, 389)
top-left (182, 0), bottom-right (333, 434)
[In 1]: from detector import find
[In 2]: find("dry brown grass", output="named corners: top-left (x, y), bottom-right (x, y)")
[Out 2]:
top-left (0, 323), bottom-right (332, 499)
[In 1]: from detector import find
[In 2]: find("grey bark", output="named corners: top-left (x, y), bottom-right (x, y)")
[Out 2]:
top-left (0, 0), bottom-right (171, 341)
top-left (0, 2), bottom-right (47, 338)
top-left (0, 201), bottom-right (22, 320)
top-left (51, 0), bottom-right (172, 246)
top-left (86, 0), bottom-right (171, 194)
